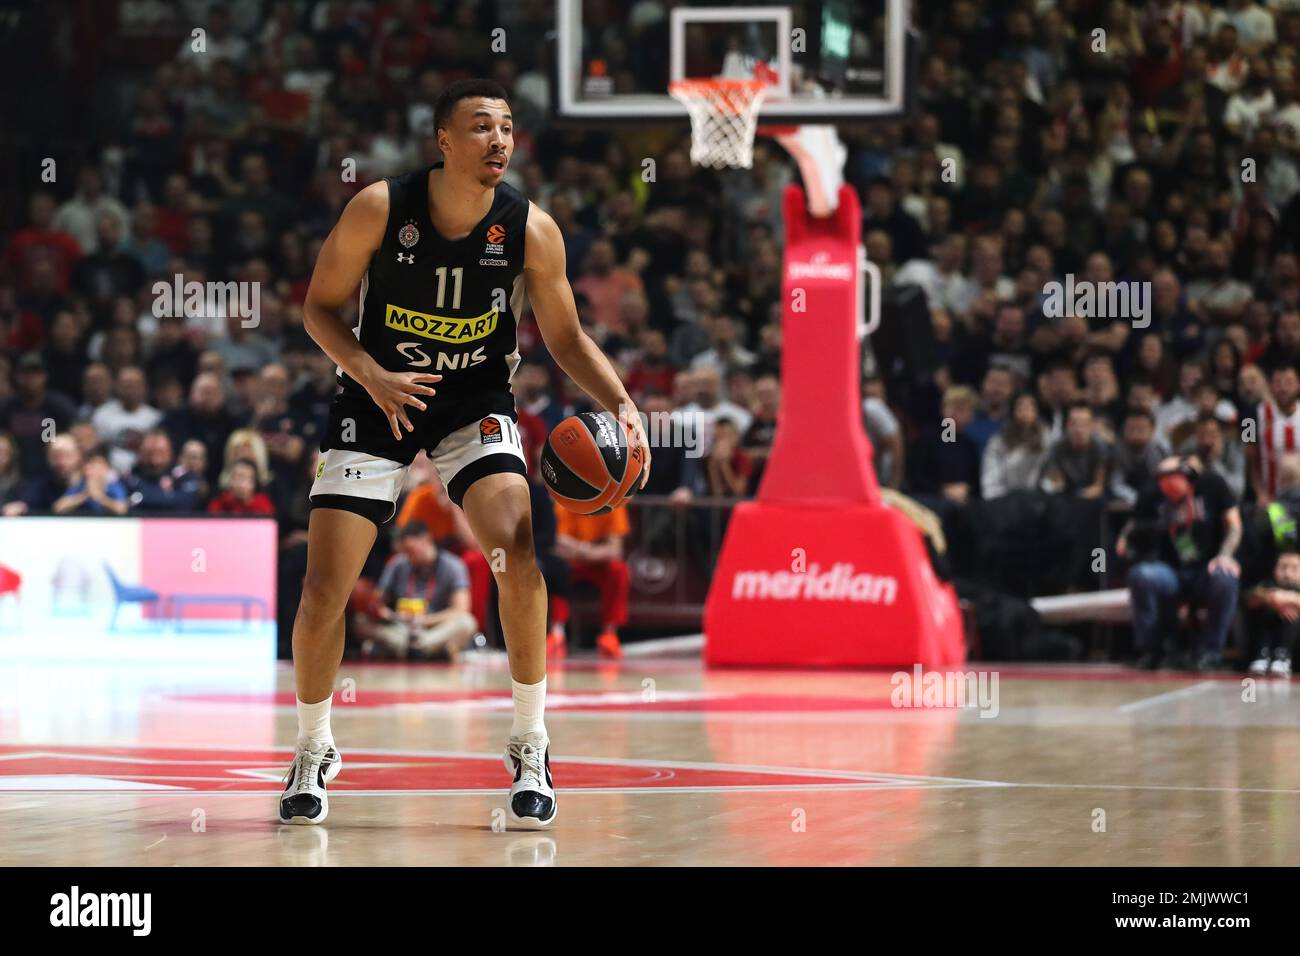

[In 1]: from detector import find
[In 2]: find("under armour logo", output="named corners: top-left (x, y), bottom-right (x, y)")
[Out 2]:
top-left (343, 467), bottom-right (363, 479)
top-left (397, 253), bottom-right (414, 264)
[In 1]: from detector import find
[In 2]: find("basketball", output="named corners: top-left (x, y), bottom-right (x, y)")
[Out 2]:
top-left (540, 411), bottom-right (644, 515)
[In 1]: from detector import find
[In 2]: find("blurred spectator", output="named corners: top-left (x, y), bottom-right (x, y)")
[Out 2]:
top-left (553, 501), bottom-right (631, 659)
top-left (2, 193), bottom-right (82, 292)
top-left (637, 391), bottom-right (689, 497)
top-left (52, 444), bottom-right (128, 516)
top-left (145, 315), bottom-right (200, 392)
top-left (1181, 413), bottom-right (1247, 500)
top-left (5, 434), bottom-right (79, 514)
top-left (982, 392), bottom-right (1051, 499)
top-left (742, 373), bottom-right (779, 494)
top-left (1248, 361), bottom-right (1300, 502)
top-left (513, 360), bottom-right (564, 431)
top-left (0, 352), bottom-right (78, 477)
top-left (862, 177), bottom-right (927, 265)
top-left (689, 315), bottom-right (756, 375)
top-left (1041, 403), bottom-right (1111, 498)
top-left (702, 418), bottom-right (753, 497)
top-left (249, 363), bottom-right (305, 499)
top-left (163, 372), bottom-right (241, 484)
top-left (212, 312), bottom-right (280, 375)
top-left (175, 439), bottom-right (211, 504)
top-left (78, 362), bottom-right (114, 421)
top-left (207, 457), bottom-right (274, 516)
top-left (219, 428), bottom-right (277, 507)
top-left (175, 4), bottom-right (249, 73)
top-left (573, 238), bottom-right (644, 336)
top-left (624, 329), bottom-right (676, 401)
top-left (1110, 407), bottom-right (1171, 505)
top-left (42, 310), bottom-right (90, 402)
top-left (125, 429), bottom-right (203, 513)
top-left (911, 385), bottom-right (982, 508)
top-left (1, 282), bottom-right (46, 353)
top-left (0, 432), bottom-right (21, 509)
top-left (864, 375), bottom-right (905, 490)
top-left (967, 366), bottom-right (1014, 453)
top-left (71, 215), bottom-right (144, 326)
top-left (91, 366), bottom-right (163, 473)
top-left (1244, 550), bottom-right (1300, 677)
top-left (1120, 456), bottom-right (1242, 671)
top-left (53, 167), bottom-right (130, 256)
top-left (678, 367), bottom-right (752, 451)
top-left (1155, 357), bottom-right (1209, 442)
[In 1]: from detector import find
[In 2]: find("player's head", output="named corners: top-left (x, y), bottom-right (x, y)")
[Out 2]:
top-left (434, 78), bottom-right (512, 186)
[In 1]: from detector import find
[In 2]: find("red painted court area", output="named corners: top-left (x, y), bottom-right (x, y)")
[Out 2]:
top-left (0, 744), bottom-right (893, 793)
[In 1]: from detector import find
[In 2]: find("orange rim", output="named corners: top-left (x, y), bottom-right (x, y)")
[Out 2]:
top-left (669, 78), bottom-right (768, 114)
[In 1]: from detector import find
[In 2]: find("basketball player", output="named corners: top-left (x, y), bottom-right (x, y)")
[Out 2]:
top-left (280, 79), bottom-right (650, 828)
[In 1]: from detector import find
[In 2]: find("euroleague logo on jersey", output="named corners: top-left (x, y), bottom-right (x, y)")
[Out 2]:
top-left (484, 223), bottom-right (506, 256)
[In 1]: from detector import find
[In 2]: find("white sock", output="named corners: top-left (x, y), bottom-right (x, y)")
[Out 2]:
top-left (511, 676), bottom-right (547, 739)
top-left (296, 695), bottom-right (334, 750)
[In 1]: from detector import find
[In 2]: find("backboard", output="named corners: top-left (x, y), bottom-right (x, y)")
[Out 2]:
top-left (554, 0), bottom-right (914, 124)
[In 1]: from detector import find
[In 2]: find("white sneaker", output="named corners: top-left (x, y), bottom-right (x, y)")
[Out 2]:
top-left (279, 742), bottom-right (342, 825)
top-left (1248, 655), bottom-right (1271, 675)
top-left (1270, 656), bottom-right (1292, 678)
top-left (503, 733), bottom-right (556, 829)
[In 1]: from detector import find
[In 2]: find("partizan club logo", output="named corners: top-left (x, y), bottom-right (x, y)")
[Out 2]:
top-left (398, 221), bottom-right (420, 249)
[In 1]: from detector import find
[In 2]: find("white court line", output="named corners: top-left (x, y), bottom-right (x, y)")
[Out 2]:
top-left (1117, 680), bottom-right (1218, 713)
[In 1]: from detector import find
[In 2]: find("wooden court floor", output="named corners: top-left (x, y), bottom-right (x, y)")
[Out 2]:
top-left (2, 654), bottom-right (1298, 866)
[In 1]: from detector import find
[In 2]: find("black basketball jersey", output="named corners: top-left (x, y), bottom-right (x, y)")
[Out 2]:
top-left (342, 163), bottom-right (529, 411)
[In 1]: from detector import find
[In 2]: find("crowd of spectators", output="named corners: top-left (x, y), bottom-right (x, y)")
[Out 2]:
top-left (4, 1), bottom-right (1300, 663)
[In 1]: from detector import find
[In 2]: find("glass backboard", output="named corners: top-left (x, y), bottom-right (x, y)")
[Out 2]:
top-left (554, 0), bottom-right (914, 123)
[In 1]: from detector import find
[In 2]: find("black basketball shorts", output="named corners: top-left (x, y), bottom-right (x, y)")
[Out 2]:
top-left (309, 389), bottom-right (527, 525)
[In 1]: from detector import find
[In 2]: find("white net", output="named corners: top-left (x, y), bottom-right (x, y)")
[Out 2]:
top-left (668, 78), bottom-right (771, 170)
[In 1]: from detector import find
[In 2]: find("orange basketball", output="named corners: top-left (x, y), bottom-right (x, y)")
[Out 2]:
top-left (540, 411), bottom-right (644, 514)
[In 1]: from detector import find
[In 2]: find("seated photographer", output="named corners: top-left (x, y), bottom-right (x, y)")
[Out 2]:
top-left (1117, 455), bottom-right (1242, 672)
top-left (357, 521), bottom-right (477, 661)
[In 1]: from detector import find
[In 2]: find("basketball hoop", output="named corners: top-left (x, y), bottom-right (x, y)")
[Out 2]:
top-left (669, 77), bottom-right (771, 169)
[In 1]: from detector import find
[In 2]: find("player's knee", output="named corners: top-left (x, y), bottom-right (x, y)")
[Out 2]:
top-left (297, 572), bottom-right (348, 624)
top-left (490, 520), bottom-right (536, 575)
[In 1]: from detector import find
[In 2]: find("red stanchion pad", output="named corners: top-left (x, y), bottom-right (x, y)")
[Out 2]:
top-left (703, 501), bottom-right (965, 667)
top-left (702, 184), bottom-right (965, 667)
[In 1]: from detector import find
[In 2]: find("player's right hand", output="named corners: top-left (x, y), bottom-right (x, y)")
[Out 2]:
top-left (363, 369), bottom-right (443, 440)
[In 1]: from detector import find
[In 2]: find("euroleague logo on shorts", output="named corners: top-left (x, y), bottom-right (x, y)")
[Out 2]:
top-left (479, 417), bottom-right (502, 444)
